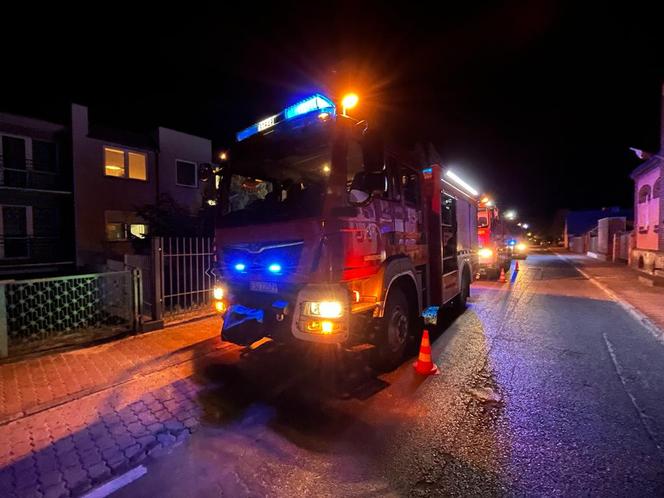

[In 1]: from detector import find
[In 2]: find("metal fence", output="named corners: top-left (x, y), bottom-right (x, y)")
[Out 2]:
top-left (152, 237), bottom-right (216, 321)
top-left (0, 270), bottom-right (140, 357)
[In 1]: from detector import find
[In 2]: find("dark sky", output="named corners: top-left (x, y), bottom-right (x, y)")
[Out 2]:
top-left (3, 1), bottom-right (663, 233)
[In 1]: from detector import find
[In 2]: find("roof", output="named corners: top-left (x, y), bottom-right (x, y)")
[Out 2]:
top-left (631, 155), bottom-right (663, 179)
top-left (565, 208), bottom-right (633, 236)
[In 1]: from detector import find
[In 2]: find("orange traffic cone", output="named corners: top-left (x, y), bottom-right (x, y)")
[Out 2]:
top-left (499, 267), bottom-right (507, 282)
top-left (413, 330), bottom-right (439, 376)
top-left (515, 261), bottom-right (520, 272)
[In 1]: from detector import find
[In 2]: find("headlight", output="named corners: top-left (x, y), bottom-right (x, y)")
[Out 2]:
top-left (303, 301), bottom-right (344, 318)
top-left (478, 248), bottom-right (493, 258)
top-left (213, 286), bottom-right (224, 300)
top-left (517, 243), bottom-right (527, 251)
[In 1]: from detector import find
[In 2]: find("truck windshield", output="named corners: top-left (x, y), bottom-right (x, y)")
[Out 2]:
top-left (478, 210), bottom-right (489, 228)
top-left (218, 120), bottom-right (334, 227)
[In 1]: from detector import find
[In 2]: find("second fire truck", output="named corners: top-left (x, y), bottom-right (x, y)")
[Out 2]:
top-left (476, 198), bottom-right (512, 278)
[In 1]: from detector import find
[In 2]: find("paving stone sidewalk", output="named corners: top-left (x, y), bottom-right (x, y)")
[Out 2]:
top-left (0, 317), bottom-right (238, 498)
top-left (558, 251), bottom-right (664, 333)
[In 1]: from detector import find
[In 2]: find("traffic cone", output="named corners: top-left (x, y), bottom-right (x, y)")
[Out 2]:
top-left (413, 330), bottom-right (439, 376)
top-left (499, 267), bottom-right (507, 282)
top-left (515, 261), bottom-right (520, 272)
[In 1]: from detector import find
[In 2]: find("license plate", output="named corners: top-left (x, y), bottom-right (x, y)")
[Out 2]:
top-left (250, 281), bottom-right (278, 294)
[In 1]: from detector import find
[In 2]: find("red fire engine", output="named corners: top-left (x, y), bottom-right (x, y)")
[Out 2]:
top-left (477, 198), bottom-right (512, 278)
top-left (212, 94), bottom-right (478, 370)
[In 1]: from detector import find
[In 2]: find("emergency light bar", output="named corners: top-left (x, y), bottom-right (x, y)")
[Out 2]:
top-left (236, 93), bottom-right (336, 142)
top-left (444, 170), bottom-right (479, 197)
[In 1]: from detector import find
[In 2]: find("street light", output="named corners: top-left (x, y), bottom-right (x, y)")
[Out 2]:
top-left (504, 210), bottom-right (517, 220)
top-left (522, 223), bottom-right (529, 229)
top-left (341, 93), bottom-right (359, 116)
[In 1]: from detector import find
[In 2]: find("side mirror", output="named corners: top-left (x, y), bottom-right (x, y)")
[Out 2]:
top-left (347, 171), bottom-right (387, 206)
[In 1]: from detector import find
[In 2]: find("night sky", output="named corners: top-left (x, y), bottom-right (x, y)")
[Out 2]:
top-left (3, 1), bottom-right (663, 234)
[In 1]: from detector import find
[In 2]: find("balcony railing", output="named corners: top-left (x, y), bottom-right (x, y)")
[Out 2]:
top-left (0, 236), bottom-right (71, 262)
top-left (0, 157), bottom-right (69, 192)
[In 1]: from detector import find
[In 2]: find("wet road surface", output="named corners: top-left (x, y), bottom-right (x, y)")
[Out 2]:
top-left (116, 252), bottom-right (664, 496)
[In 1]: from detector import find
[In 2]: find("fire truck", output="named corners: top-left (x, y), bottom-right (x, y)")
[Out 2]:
top-left (476, 199), bottom-right (512, 278)
top-left (212, 93), bottom-right (478, 370)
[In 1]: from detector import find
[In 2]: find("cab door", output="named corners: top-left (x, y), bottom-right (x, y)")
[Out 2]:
top-left (441, 192), bottom-right (459, 303)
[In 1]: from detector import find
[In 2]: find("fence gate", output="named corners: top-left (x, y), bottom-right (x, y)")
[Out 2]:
top-left (152, 237), bottom-right (216, 322)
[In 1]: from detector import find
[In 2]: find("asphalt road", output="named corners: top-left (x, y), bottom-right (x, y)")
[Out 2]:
top-left (116, 252), bottom-right (664, 497)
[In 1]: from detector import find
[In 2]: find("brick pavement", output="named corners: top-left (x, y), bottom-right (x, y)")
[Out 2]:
top-left (557, 252), bottom-right (664, 333)
top-left (0, 316), bottom-right (239, 498)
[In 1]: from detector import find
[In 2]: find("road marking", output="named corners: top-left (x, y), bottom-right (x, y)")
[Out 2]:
top-left (81, 465), bottom-right (147, 498)
top-left (554, 253), bottom-right (664, 344)
top-left (602, 334), bottom-right (662, 453)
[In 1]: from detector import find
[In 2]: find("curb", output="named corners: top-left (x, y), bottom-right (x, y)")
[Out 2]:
top-left (555, 252), bottom-right (664, 343)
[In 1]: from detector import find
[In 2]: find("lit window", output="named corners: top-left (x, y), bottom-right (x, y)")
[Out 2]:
top-left (128, 152), bottom-right (147, 180)
top-left (104, 147), bottom-right (147, 180)
top-left (104, 148), bottom-right (125, 177)
top-left (129, 223), bottom-right (148, 239)
top-left (176, 160), bottom-right (197, 186)
top-left (106, 223), bottom-right (126, 241)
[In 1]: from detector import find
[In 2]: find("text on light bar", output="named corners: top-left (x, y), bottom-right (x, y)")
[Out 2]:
top-left (444, 170), bottom-right (479, 197)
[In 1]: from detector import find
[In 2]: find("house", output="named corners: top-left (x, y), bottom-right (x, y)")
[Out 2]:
top-left (0, 112), bottom-right (75, 277)
top-left (0, 104), bottom-right (216, 277)
top-left (564, 207), bottom-right (631, 255)
top-left (630, 87), bottom-right (664, 274)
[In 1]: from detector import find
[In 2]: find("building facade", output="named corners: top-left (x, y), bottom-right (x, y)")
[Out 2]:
top-left (630, 85), bottom-right (664, 275)
top-left (0, 104), bottom-right (215, 277)
top-left (0, 113), bottom-right (75, 277)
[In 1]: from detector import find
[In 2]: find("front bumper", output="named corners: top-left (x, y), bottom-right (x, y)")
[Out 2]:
top-left (221, 283), bottom-right (350, 346)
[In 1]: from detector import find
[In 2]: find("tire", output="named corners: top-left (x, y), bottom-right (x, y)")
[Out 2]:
top-left (372, 287), bottom-right (413, 371)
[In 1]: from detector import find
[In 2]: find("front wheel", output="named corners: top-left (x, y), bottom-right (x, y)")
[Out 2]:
top-left (455, 271), bottom-right (470, 311)
top-left (372, 287), bottom-right (413, 371)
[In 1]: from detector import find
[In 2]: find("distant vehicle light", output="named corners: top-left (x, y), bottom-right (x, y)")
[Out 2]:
top-left (213, 286), bottom-right (224, 300)
top-left (268, 263), bottom-right (282, 273)
top-left (323, 164), bottom-right (331, 173)
top-left (478, 248), bottom-right (493, 258)
top-left (517, 243), bottom-right (527, 251)
top-left (234, 263), bottom-right (246, 272)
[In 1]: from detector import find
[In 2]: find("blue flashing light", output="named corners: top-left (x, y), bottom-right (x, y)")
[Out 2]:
top-left (508, 239), bottom-right (516, 246)
top-left (268, 263), bottom-right (282, 274)
top-left (236, 93), bottom-right (336, 142)
top-left (234, 263), bottom-right (246, 271)
top-left (422, 167), bottom-right (433, 174)
top-left (284, 94), bottom-right (335, 120)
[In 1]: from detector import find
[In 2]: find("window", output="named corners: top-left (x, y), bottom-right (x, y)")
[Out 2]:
top-left (1, 205), bottom-right (29, 258)
top-left (399, 165), bottom-right (419, 206)
top-left (654, 178), bottom-right (661, 199)
top-left (104, 148), bottom-right (125, 177)
top-left (104, 147), bottom-right (147, 180)
top-left (128, 152), bottom-right (147, 180)
top-left (105, 223), bottom-right (126, 241)
top-left (129, 223), bottom-right (148, 239)
top-left (33, 207), bottom-right (59, 236)
top-left (2, 136), bottom-right (26, 170)
top-left (638, 184), bottom-right (651, 204)
top-left (176, 160), bottom-right (197, 186)
top-left (442, 193), bottom-right (456, 227)
top-left (32, 140), bottom-right (57, 172)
